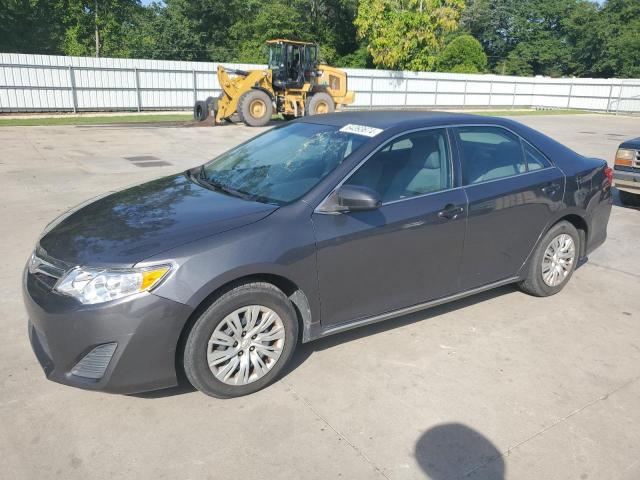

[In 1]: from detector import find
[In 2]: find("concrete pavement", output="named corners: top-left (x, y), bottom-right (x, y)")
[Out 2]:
top-left (1, 114), bottom-right (639, 480)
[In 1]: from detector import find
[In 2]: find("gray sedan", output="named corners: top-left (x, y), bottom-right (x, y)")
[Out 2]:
top-left (24, 111), bottom-right (612, 397)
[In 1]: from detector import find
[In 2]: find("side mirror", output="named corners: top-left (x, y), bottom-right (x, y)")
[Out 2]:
top-left (323, 185), bottom-right (381, 213)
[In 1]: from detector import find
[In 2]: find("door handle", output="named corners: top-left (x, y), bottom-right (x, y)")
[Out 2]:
top-left (541, 183), bottom-right (560, 195)
top-left (438, 204), bottom-right (464, 220)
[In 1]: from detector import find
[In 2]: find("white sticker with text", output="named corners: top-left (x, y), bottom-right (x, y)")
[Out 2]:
top-left (339, 124), bottom-right (384, 137)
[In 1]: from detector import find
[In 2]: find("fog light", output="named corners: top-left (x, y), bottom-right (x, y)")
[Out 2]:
top-left (70, 343), bottom-right (117, 379)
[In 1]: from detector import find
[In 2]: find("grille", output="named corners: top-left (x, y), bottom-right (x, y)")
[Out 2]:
top-left (635, 150), bottom-right (640, 169)
top-left (28, 247), bottom-right (69, 289)
top-left (71, 343), bottom-right (117, 380)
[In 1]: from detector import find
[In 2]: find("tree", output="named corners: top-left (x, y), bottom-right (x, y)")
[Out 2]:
top-left (64, 1), bottom-right (146, 57)
top-left (0, 0), bottom-right (66, 54)
top-left (591, 0), bottom-right (640, 78)
top-left (437, 34), bottom-right (486, 73)
top-left (355, 0), bottom-right (465, 70)
top-left (462, 0), bottom-right (579, 76)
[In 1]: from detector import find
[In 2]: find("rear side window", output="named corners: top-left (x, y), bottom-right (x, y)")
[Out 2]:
top-left (524, 142), bottom-right (551, 171)
top-left (345, 128), bottom-right (451, 203)
top-left (457, 126), bottom-right (526, 185)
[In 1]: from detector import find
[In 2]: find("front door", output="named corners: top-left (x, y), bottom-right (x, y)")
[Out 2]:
top-left (312, 128), bottom-right (468, 328)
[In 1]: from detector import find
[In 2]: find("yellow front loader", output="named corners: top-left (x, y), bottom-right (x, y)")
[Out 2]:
top-left (194, 40), bottom-right (355, 127)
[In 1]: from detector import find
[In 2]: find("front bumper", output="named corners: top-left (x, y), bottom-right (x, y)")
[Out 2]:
top-left (23, 268), bottom-right (194, 394)
top-left (614, 169), bottom-right (640, 194)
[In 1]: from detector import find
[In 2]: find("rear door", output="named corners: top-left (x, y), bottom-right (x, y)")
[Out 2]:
top-left (312, 128), bottom-right (468, 328)
top-left (454, 125), bottom-right (565, 290)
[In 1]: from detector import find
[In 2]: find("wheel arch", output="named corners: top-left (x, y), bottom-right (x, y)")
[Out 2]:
top-left (518, 209), bottom-right (590, 278)
top-left (174, 273), bottom-right (313, 380)
top-left (251, 86), bottom-right (275, 101)
top-left (558, 213), bottom-right (588, 257)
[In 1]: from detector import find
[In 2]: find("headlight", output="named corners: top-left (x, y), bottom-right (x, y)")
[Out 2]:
top-left (55, 264), bottom-right (172, 305)
top-left (615, 148), bottom-right (636, 167)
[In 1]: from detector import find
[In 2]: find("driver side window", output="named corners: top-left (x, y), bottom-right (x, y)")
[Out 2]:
top-left (344, 129), bottom-right (452, 203)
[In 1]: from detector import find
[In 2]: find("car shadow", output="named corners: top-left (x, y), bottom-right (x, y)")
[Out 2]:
top-left (280, 284), bottom-right (517, 380)
top-left (415, 423), bottom-right (505, 479)
top-left (613, 187), bottom-right (640, 210)
top-left (131, 284), bottom-right (517, 399)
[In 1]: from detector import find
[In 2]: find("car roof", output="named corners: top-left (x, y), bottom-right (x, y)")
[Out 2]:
top-left (298, 110), bottom-right (506, 130)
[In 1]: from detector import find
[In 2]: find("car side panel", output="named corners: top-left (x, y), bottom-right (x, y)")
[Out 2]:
top-left (460, 168), bottom-right (565, 290)
top-left (140, 202), bottom-right (322, 334)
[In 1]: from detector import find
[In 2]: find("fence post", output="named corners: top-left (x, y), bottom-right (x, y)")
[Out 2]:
top-left (511, 81), bottom-right (517, 110)
top-left (606, 83), bottom-right (613, 113)
top-left (615, 80), bottom-right (624, 115)
top-left (463, 80), bottom-right (468, 109)
top-left (369, 76), bottom-right (374, 111)
top-left (434, 79), bottom-right (439, 107)
top-left (192, 69), bottom-right (197, 105)
top-left (488, 80), bottom-right (493, 108)
top-left (403, 75), bottom-right (409, 108)
top-left (68, 66), bottom-right (78, 113)
top-left (566, 80), bottom-right (573, 109)
top-left (134, 68), bottom-right (141, 112)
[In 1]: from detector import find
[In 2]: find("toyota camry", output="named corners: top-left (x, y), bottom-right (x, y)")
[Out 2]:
top-left (24, 111), bottom-right (612, 398)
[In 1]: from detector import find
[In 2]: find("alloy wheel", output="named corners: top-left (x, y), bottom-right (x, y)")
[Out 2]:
top-left (207, 305), bottom-right (285, 385)
top-left (541, 233), bottom-right (576, 287)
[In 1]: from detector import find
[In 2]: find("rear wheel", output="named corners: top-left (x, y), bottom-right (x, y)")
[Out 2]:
top-left (518, 221), bottom-right (579, 297)
top-left (183, 282), bottom-right (298, 398)
top-left (305, 92), bottom-right (335, 116)
top-left (619, 190), bottom-right (640, 207)
top-left (238, 90), bottom-right (273, 127)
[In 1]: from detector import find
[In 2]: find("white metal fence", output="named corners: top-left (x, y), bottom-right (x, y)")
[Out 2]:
top-left (1, 53), bottom-right (639, 114)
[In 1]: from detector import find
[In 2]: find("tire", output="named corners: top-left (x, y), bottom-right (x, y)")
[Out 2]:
top-left (305, 92), bottom-right (335, 116)
top-left (193, 100), bottom-right (208, 121)
top-left (205, 96), bottom-right (219, 115)
top-left (237, 89), bottom-right (273, 127)
top-left (183, 282), bottom-right (298, 398)
top-left (518, 221), bottom-right (580, 297)
top-left (619, 190), bottom-right (640, 207)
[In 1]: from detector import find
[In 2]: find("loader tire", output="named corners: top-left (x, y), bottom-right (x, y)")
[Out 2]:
top-left (205, 96), bottom-right (219, 114)
top-left (305, 92), bottom-right (334, 116)
top-left (238, 90), bottom-right (272, 127)
top-left (193, 100), bottom-right (208, 122)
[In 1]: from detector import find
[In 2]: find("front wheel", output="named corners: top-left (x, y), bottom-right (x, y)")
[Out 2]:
top-left (183, 282), bottom-right (298, 398)
top-left (238, 90), bottom-right (273, 127)
top-left (518, 221), bottom-right (580, 297)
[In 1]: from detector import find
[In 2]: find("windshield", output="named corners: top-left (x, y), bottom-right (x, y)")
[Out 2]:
top-left (200, 123), bottom-right (369, 204)
top-left (268, 44), bottom-right (284, 70)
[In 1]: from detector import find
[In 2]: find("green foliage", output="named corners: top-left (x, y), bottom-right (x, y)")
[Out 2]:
top-left (0, 0), bottom-right (637, 78)
top-left (462, 0), bottom-right (640, 78)
top-left (354, 0), bottom-right (465, 70)
top-left (0, 1), bottom-right (66, 54)
top-left (436, 34), bottom-right (486, 73)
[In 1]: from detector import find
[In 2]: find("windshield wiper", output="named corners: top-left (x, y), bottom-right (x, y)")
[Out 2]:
top-left (196, 166), bottom-right (255, 201)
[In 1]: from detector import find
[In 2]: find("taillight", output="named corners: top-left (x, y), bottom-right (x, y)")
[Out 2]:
top-left (615, 148), bottom-right (635, 167)
top-left (604, 166), bottom-right (613, 186)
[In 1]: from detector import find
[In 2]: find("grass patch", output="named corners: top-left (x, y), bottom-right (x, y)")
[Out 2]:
top-left (0, 114), bottom-right (193, 127)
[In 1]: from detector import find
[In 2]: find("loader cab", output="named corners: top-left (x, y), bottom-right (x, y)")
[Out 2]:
top-left (267, 40), bottom-right (319, 90)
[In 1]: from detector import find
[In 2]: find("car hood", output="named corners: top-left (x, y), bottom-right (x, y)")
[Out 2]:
top-left (620, 137), bottom-right (640, 150)
top-left (38, 173), bottom-right (277, 266)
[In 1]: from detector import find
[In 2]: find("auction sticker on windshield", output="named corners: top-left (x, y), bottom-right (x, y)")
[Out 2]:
top-left (339, 124), bottom-right (384, 137)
